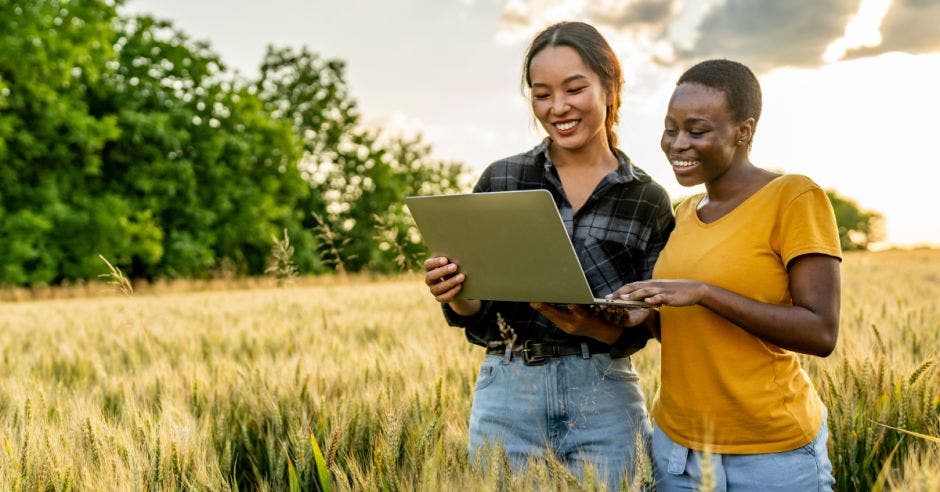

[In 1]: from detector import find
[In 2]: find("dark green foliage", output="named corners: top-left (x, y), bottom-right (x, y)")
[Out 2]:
top-left (0, 0), bottom-right (122, 284)
top-left (0, 0), bottom-right (467, 285)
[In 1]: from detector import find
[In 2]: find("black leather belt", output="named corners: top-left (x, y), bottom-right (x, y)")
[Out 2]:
top-left (485, 339), bottom-right (610, 366)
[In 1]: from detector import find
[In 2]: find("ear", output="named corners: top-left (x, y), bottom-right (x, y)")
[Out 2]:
top-left (736, 118), bottom-right (756, 146)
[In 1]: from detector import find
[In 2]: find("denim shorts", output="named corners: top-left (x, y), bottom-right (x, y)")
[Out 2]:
top-left (468, 353), bottom-right (650, 490)
top-left (651, 415), bottom-right (835, 491)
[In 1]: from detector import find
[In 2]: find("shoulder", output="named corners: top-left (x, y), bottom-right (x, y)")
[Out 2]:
top-left (634, 168), bottom-right (671, 203)
top-left (482, 141), bottom-right (547, 175)
top-left (769, 175), bottom-right (841, 261)
top-left (768, 174), bottom-right (826, 202)
top-left (610, 148), bottom-right (669, 201)
top-left (674, 193), bottom-right (702, 217)
top-left (475, 141), bottom-right (549, 191)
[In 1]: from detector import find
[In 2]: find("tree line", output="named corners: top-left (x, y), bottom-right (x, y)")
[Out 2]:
top-left (0, 0), bottom-right (464, 286)
top-left (0, 0), bottom-right (882, 287)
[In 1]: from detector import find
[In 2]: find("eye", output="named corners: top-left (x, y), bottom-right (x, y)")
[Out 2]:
top-left (689, 129), bottom-right (708, 136)
top-left (567, 86), bottom-right (586, 94)
top-left (533, 93), bottom-right (550, 100)
top-left (663, 128), bottom-right (678, 137)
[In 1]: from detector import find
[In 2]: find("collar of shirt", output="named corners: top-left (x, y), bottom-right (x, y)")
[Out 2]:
top-left (535, 137), bottom-right (647, 185)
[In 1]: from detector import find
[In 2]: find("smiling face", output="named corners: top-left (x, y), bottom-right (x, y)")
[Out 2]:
top-left (528, 45), bottom-right (612, 153)
top-left (661, 82), bottom-right (753, 187)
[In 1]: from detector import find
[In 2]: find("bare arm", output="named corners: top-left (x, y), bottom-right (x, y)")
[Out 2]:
top-left (615, 254), bottom-right (840, 357)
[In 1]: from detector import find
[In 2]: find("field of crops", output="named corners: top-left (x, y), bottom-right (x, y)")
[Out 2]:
top-left (0, 250), bottom-right (938, 490)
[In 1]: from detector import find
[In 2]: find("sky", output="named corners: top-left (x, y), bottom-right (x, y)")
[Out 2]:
top-left (124, 0), bottom-right (940, 247)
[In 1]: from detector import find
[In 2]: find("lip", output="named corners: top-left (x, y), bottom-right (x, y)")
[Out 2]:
top-left (552, 119), bottom-right (580, 136)
top-left (669, 156), bottom-right (701, 172)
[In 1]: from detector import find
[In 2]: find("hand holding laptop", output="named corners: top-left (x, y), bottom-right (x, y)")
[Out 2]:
top-left (407, 190), bottom-right (653, 309)
top-left (423, 256), bottom-right (481, 317)
top-left (530, 302), bottom-right (655, 345)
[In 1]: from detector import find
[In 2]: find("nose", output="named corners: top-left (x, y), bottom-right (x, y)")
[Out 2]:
top-left (669, 131), bottom-right (692, 152)
top-left (551, 94), bottom-right (569, 115)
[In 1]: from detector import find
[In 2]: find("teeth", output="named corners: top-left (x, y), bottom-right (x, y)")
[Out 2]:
top-left (555, 120), bottom-right (578, 131)
top-left (671, 160), bottom-right (700, 168)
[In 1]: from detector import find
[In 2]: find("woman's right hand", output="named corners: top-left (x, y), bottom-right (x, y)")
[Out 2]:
top-left (424, 257), bottom-right (481, 316)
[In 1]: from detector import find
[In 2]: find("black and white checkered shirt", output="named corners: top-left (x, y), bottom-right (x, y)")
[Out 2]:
top-left (442, 139), bottom-right (675, 356)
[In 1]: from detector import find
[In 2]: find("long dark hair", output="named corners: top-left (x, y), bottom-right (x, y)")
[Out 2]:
top-left (523, 21), bottom-right (624, 151)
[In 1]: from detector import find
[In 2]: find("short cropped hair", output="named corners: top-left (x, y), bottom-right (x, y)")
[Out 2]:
top-left (677, 59), bottom-right (762, 125)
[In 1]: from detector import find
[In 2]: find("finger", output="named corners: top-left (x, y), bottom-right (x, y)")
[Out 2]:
top-left (625, 308), bottom-right (652, 326)
top-left (423, 256), bottom-right (448, 271)
top-left (610, 282), bottom-right (650, 299)
top-left (424, 263), bottom-right (459, 286)
top-left (430, 272), bottom-right (465, 296)
top-left (435, 282), bottom-right (463, 302)
top-left (644, 294), bottom-right (667, 305)
top-left (619, 287), bottom-right (660, 301)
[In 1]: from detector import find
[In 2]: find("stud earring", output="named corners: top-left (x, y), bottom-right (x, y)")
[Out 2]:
top-left (736, 140), bottom-right (744, 146)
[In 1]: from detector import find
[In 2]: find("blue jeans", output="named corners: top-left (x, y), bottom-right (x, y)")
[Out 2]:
top-left (651, 417), bottom-right (835, 491)
top-left (468, 352), bottom-right (650, 489)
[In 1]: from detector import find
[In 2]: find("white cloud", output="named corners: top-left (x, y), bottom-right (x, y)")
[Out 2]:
top-left (823, 0), bottom-right (892, 63)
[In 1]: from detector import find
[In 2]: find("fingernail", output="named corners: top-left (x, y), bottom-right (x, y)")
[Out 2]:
top-left (456, 273), bottom-right (465, 280)
top-left (448, 264), bottom-right (457, 271)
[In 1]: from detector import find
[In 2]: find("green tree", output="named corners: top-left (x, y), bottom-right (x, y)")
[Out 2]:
top-left (826, 190), bottom-right (883, 251)
top-left (98, 15), bottom-right (319, 277)
top-left (0, 2), bottom-right (320, 284)
top-left (0, 0), bottom-right (122, 284)
top-left (0, 2), bottom-right (466, 285)
top-left (256, 46), bottom-right (467, 273)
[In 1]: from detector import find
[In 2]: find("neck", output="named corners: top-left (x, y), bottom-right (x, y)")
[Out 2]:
top-left (703, 156), bottom-right (758, 202)
top-left (549, 135), bottom-right (616, 170)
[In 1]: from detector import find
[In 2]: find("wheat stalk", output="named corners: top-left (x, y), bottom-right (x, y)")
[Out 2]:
top-left (97, 254), bottom-right (133, 296)
top-left (312, 213), bottom-right (351, 275)
top-left (264, 228), bottom-right (298, 285)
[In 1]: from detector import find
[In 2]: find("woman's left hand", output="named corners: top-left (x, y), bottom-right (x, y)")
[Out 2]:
top-left (529, 303), bottom-right (651, 344)
top-left (529, 303), bottom-right (602, 337)
top-left (613, 279), bottom-right (709, 307)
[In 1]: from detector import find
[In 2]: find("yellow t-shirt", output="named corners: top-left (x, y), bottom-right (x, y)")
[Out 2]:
top-left (651, 174), bottom-right (842, 454)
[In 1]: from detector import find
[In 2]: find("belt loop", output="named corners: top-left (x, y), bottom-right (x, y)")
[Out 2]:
top-left (501, 340), bottom-right (513, 365)
top-left (580, 342), bottom-right (590, 359)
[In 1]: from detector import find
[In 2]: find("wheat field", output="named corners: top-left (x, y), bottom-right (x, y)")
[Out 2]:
top-left (0, 250), bottom-right (938, 490)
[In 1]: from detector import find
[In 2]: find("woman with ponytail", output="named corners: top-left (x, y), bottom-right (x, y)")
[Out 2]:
top-left (422, 21), bottom-right (674, 488)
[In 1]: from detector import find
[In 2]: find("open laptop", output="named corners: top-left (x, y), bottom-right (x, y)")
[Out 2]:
top-left (405, 189), bottom-right (651, 309)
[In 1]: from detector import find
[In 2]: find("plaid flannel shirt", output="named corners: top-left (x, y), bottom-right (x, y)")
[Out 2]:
top-left (442, 139), bottom-right (675, 356)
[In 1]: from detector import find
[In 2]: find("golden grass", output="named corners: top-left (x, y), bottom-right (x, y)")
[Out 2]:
top-left (0, 250), bottom-right (937, 490)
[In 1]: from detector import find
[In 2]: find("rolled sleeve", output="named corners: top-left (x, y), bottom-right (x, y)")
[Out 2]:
top-left (441, 300), bottom-right (494, 328)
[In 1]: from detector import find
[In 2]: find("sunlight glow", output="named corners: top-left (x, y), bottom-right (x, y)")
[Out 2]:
top-left (822, 0), bottom-right (893, 63)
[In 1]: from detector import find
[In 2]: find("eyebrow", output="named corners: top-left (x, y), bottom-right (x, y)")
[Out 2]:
top-left (531, 74), bottom-right (588, 88)
top-left (665, 116), bottom-right (710, 125)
